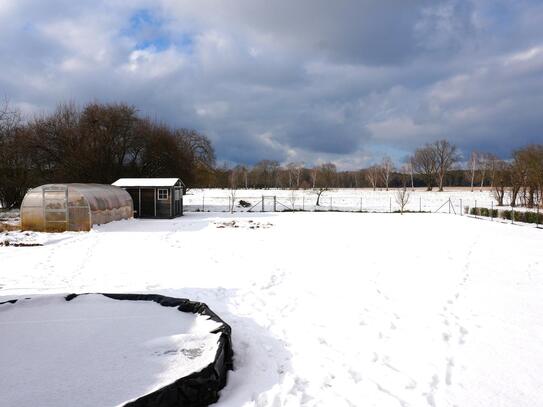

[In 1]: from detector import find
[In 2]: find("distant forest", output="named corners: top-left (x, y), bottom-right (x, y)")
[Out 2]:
top-left (1, 101), bottom-right (542, 208)
top-left (0, 101), bottom-right (215, 208)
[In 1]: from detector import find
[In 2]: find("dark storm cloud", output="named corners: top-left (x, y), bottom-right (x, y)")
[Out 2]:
top-left (0, 0), bottom-right (542, 168)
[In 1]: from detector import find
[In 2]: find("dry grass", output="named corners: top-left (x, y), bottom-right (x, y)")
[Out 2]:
top-left (0, 221), bottom-right (20, 232)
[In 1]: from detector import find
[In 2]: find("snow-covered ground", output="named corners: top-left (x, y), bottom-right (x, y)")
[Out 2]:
top-left (1, 212), bottom-right (542, 406)
top-left (184, 188), bottom-right (503, 213)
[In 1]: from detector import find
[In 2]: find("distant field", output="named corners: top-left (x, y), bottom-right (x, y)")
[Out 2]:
top-left (185, 188), bottom-right (500, 213)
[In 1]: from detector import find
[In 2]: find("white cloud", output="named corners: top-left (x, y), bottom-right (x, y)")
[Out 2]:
top-left (1, 0), bottom-right (542, 167)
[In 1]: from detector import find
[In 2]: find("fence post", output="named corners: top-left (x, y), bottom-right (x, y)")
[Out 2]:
top-left (360, 197), bottom-right (363, 212)
top-left (389, 197), bottom-right (392, 213)
top-left (274, 196), bottom-right (277, 212)
top-left (262, 196), bottom-right (264, 212)
top-left (537, 205), bottom-right (540, 228)
top-left (202, 196), bottom-right (205, 212)
top-left (511, 207), bottom-right (514, 224)
top-left (330, 196), bottom-right (333, 211)
top-left (419, 196), bottom-right (421, 213)
top-left (302, 195), bottom-right (305, 211)
top-left (460, 199), bottom-right (463, 216)
top-left (474, 200), bottom-right (477, 218)
top-left (448, 198), bottom-right (451, 214)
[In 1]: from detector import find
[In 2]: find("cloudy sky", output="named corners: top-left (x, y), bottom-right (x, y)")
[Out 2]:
top-left (1, 0), bottom-right (542, 168)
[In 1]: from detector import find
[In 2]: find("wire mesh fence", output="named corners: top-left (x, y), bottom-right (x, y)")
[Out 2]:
top-left (183, 190), bottom-right (495, 214)
top-left (184, 188), bottom-right (539, 217)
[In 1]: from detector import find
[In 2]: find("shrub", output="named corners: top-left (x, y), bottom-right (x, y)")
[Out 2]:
top-left (500, 210), bottom-right (513, 220)
top-left (500, 209), bottom-right (543, 224)
top-left (470, 207), bottom-right (497, 217)
top-left (525, 211), bottom-right (543, 224)
top-left (470, 207), bottom-right (542, 224)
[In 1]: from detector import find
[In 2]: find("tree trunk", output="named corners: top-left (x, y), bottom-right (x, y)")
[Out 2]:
top-left (510, 187), bottom-right (520, 207)
top-left (315, 189), bottom-right (325, 206)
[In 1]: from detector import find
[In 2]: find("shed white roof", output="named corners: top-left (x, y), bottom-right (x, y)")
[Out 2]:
top-left (112, 178), bottom-right (182, 187)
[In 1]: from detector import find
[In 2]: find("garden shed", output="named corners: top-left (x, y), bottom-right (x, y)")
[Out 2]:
top-left (20, 184), bottom-right (133, 232)
top-left (112, 178), bottom-right (184, 218)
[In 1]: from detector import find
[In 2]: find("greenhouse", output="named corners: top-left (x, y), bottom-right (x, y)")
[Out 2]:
top-left (20, 184), bottom-right (133, 232)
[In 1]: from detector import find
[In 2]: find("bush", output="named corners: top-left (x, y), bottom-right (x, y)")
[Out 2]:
top-left (500, 209), bottom-right (543, 224)
top-left (524, 211), bottom-right (543, 224)
top-left (469, 207), bottom-right (498, 218)
top-left (470, 207), bottom-right (542, 224)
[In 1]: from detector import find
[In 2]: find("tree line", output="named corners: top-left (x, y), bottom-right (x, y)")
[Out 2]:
top-left (213, 140), bottom-right (543, 208)
top-left (0, 101), bottom-right (215, 208)
top-left (1, 99), bottom-right (541, 209)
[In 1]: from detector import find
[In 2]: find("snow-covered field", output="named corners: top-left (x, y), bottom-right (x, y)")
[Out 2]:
top-left (1, 212), bottom-right (542, 406)
top-left (184, 188), bottom-right (501, 213)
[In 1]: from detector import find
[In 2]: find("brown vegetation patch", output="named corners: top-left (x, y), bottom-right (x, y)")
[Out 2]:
top-left (214, 219), bottom-right (273, 230)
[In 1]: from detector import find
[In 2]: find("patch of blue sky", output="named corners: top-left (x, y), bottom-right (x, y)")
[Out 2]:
top-left (121, 9), bottom-right (194, 53)
top-left (134, 37), bottom-right (171, 52)
top-left (22, 22), bottom-right (35, 33)
top-left (129, 9), bottom-right (158, 32)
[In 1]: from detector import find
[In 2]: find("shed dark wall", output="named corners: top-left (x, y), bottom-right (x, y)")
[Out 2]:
top-left (121, 186), bottom-right (183, 219)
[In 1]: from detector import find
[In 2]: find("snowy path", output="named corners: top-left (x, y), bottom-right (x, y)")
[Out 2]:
top-left (1, 213), bottom-right (542, 406)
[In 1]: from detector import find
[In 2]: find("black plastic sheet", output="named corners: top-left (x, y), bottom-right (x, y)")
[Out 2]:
top-left (2, 293), bottom-right (233, 407)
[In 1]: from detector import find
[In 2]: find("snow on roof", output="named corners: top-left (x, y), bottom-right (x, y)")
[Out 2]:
top-left (112, 178), bottom-right (182, 187)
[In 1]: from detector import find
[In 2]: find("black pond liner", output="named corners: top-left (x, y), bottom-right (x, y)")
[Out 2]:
top-left (1, 293), bottom-right (233, 407)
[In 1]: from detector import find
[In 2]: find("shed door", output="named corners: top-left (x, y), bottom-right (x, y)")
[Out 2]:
top-left (140, 189), bottom-right (155, 217)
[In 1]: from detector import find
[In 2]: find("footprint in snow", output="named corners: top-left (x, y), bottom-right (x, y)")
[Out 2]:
top-left (445, 358), bottom-right (455, 385)
top-left (348, 369), bottom-right (362, 383)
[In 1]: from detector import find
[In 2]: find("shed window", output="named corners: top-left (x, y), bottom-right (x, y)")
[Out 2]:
top-left (158, 189), bottom-right (169, 200)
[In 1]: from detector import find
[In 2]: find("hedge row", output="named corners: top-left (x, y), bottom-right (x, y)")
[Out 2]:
top-left (469, 207), bottom-right (543, 224)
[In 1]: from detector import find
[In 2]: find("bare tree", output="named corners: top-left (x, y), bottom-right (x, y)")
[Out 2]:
top-left (512, 145), bottom-right (543, 208)
top-left (380, 156), bottom-right (394, 191)
top-left (228, 168), bottom-right (240, 213)
top-left (486, 154), bottom-right (498, 189)
top-left (493, 160), bottom-right (510, 206)
top-left (365, 165), bottom-right (380, 190)
top-left (313, 187), bottom-right (328, 207)
top-left (399, 164), bottom-right (411, 189)
top-left (287, 162), bottom-right (304, 189)
top-left (469, 151), bottom-right (478, 192)
top-left (318, 163), bottom-right (337, 188)
top-left (407, 156), bottom-right (415, 191)
top-left (0, 100), bottom-right (30, 209)
top-left (510, 151), bottom-right (529, 207)
top-left (395, 188), bottom-right (410, 214)
top-left (294, 163), bottom-right (304, 188)
top-left (478, 153), bottom-right (488, 191)
top-left (287, 189), bottom-right (297, 210)
top-left (433, 139), bottom-right (458, 192)
top-left (412, 145), bottom-right (437, 191)
top-left (311, 167), bottom-right (318, 188)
